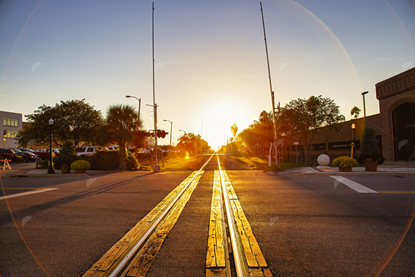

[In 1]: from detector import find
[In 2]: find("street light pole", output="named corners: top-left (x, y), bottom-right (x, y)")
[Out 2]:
top-left (351, 123), bottom-right (356, 159)
top-left (47, 118), bottom-right (55, 174)
top-left (179, 130), bottom-right (186, 153)
top-left (362, 91), bottom-right (368, 118)
top-left (126, 95), bottom-right (141, 130)
top-left (164, 119), bottom-right (172, 146)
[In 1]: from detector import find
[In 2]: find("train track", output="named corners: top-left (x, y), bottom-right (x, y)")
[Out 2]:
top-left (83, 154), bottom-right (271, 277)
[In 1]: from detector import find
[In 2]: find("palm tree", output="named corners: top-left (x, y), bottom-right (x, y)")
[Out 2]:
top-left (350, 106), bottom-right (361, 119)
top-left (104, 104), bottom-right (141, 169)
top-left (230, 123), bottom-right (238, 153)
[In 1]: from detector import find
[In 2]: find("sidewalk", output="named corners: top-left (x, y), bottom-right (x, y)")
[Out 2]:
top-left (280, 165), bottom-right (415, 176)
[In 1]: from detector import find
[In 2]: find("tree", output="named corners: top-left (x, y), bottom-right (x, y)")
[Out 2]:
top-left (350, 106), bottom-right (361, 119)
top-left (18, 99), bottom-right (104, 149)
top-left (176, 133), bottom-right (210, 154)
top-left (100, 104), bottom-right (141, 169)
top-left (238, 96), bottom-right (345, 163)
top-left (283, 95), bottom-right (345, 164)
top-left (230, 123), bottom-right (238, 153)
top-left (238, 111), bottom-right (273, 156)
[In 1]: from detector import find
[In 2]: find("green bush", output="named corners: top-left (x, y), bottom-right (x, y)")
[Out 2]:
top-left (70, 160), bottom-right (91, 170)
top-left (36, 160), bottom-right (49, 169)
top-left (11, 156), bottom-right (24, 163)
top-left (359, 127), bottom-right (382, 161)
top-left (74, 150), bottom-right (142, 170)
top-left (333, 156), bottom-right (358, 168)
top-left (86, 151), bottom-right (120, 170)
top-left (59, 140), bottom-right (77, 166)
top-left (53, 158), bottom-right (62, 170)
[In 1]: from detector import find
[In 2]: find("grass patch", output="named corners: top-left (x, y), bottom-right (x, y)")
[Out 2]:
top-left (224, 153), bottom-right (308, 171)
top-left (158, 155), bottom-right (206, 171)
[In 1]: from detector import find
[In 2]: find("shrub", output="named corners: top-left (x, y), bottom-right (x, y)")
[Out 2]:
top-left (333, 156), bottom-right (358, 168)
top-left (36, 160), bottom-right (49, 169)
top-left (87, 151), bottom-right (120, 170)
top-left (359, 127), bottom-right (382, 161)
top-left (59, 140), bottom-right (77, 166)
top-left (11, 156), bottom-right (24, 163)
top-left (53, 159), bottom-right (62, 170)
top-left (71, 160), bottom-right (91, 170)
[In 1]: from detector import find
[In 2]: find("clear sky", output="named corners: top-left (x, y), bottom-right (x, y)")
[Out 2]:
top-left (1, 0), bottom-right (414, 150)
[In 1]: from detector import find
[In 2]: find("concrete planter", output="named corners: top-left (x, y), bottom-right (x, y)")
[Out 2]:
top-left (75, 169), bottom-right (86, 174)
top-left (338, 167), bottom-right (352, 172)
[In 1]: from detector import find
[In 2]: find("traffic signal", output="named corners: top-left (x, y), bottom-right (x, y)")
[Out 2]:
top-left (145, 130), bottom-right (168, 138)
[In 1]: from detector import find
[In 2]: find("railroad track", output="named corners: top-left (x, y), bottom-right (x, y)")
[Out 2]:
top-left (83, 154), bottom-right (271, 277)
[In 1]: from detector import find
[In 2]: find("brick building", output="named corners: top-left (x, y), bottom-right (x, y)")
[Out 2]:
top-left (285, 67), bottom-right (415, 163)
top-left (376, 66), bottom-right (415, 162)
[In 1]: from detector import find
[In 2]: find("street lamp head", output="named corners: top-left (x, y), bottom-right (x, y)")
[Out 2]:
top-left (48, 118), bottom-right (54, 126)
top-left (126, 95), bottom-right (131, 98)
top-left (351, 123), bottom-right (355, 129)
top-left (361, 91), bottom-right (369, 95)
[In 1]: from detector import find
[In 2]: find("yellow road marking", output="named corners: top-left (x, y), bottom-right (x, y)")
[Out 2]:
top-left (83, 171), bottom-right (202, 277)
top-left (125, 171), bottom-right (204, 277)
top-left (206, 171), bottom-right (227, 276)
top-left (221, 170), bottom-right (272, 277)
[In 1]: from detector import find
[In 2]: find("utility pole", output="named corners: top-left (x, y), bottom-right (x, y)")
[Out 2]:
top-left (260, 2), bottom-right (279, 170)
top-left (152, 2), bottom-right (159, 171)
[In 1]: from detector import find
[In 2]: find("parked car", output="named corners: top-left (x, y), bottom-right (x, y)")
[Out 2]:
top-left (31, 148), bottom-right (57, 160)
top-left (14, 151), bottom-right (38, 162)
top-left (77, 146), bottom-right (105, 156)
top-left (108, 145), bottom-right (119, 150)
top-left (0, 149), bottom-right (15, 159)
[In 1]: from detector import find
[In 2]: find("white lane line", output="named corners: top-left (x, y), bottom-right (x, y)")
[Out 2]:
top-left (330, 176), bottom-right (378, 193)
top-left (0, 188), bottom-right (57, 200)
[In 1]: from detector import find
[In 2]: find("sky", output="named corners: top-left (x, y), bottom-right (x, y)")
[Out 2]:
top-left (1, 0), bottom-right (414, 150)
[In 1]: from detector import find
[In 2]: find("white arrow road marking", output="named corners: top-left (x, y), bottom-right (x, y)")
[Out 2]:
top-left (330, 176), bottom-right (378, 193)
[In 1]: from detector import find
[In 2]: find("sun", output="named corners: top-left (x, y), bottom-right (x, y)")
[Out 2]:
top-left (203, 100), bottom-right (250, 150)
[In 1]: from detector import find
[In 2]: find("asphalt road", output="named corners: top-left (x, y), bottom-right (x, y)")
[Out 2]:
top-left (1, 169), bottom-right (414, 276)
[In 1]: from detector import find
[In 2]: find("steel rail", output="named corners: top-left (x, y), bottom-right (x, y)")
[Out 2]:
top-left (106, 154), bottom-right (215, 277)
top-left (217, 155), bottom-right (249, 277)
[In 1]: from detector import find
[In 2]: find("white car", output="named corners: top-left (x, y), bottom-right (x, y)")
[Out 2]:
top-left (77, 146), bottom-right (105, 156)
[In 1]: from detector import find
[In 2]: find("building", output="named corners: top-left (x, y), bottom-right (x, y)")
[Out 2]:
top-left (286, 67), bottom-right (415, 163)
top-left (1, 110), bottom-right (22, 149)
top-left (376, 67), bottom-right (415, 162)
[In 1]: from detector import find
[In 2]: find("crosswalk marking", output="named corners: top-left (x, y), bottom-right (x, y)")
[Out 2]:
top-left (0, 188), bottom-right (57, 200)
top-left (330, 176), bottom-right (378, 193)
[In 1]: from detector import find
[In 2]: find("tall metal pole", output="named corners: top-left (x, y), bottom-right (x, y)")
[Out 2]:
top-left (47, 118), bottom-right (55, 174)
top-left (260, 2), bottom-right (279, 170)
top-left (152, 2), bottom-right (159, 171)
top-left (362, 91), bottom-right (368, 118)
